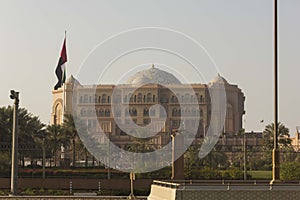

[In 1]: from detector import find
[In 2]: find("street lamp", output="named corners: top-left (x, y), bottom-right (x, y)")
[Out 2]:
top-left (271, 0), bottom-right (280, 184)
top-left (243, 131), bottom-right (247, 180)
top-left (9, 90), bottom-right (19, 196)
top-left (171, 130), bottom-right (177, 180)
top-left (171, 128), bottom-right (184, 180)
top-left (127, 172), bottom-right (136, 200)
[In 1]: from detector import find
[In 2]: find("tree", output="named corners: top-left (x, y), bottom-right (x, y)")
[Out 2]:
top-left (46, 124), bottom-right (67, 167)
top-left (18, 109), bottom-right (45, 166)
top-left (281, 162), bottom-right (300, 180)
top-left (0, 106), bottom-right (13, 144)
top-left (262, 122), bottom-right (291, 149)
top-left (62, 114), bottom-right (79, 167)
top-left (0, 106), bottom-right (45, 166)
top-left (261, 122), bottom-right (293, 169)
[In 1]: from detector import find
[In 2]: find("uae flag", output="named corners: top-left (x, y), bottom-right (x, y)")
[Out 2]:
top-left (54, 36), bottom-right (67, 90)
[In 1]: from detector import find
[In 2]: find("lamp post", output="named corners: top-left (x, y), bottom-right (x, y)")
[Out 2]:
top-left (9, 90), bottom-right (19, 195)
top-left (171, 131), bottom-right (176, 180)
top-left (127, 172), bottom-right (136, 200)
top-left (37, 128), bottom-right (46, 179)
top-left (243, 132), bottom-right (247, 180)
top-left (171, 128), bottom-right (184, 180)
top-left (107, 133), bottom-right (111, 180)
top-left (271, 0), bottom-right (280, 184)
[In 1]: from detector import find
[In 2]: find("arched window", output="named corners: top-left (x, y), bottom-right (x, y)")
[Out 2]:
top-left (84, 95), bottom-right (88, 103)
top-left (160, 94), bottom-right (168, 103)
top-left (190, 95), bottom-right (194, 103)
top-left (200, 109), bottom-right (203, 117)
top-left (172, 108), bottom-right (180, 116)
top-left (195, 93), bottom-right (199, 102)
top-left (98, 96), bottom-right (101, 104)
top-left (81, 108), bottom-right (85, 116)
top-left (129, 93), bottom-right (133, 102)
top-left (113, 94), bottom-right (121, 103)
top-left (102, 94), bottom-right (107, 103)
top-left (143, 108), bottom-right (149, 116)
top-left (137, 93), bottom-right (143, 102)
top-left (99, 109), bottom-right (104, 117)
top-left (185, 93), bottom-right (190, 102)
top-left (185, 108), bottom-right (190, 116)
top-left (105, 109), bottom-right (110, 117)
top-left (80, 96), bottom-right (83, 103)
top-left (114, 109), bottom-right (121, 117)
top-left (130, 108), bottom-right (137, 116)
top-left (153, 95), bottom-right (156, 102)
top-left (191, 107), bottom-right (196, 115)
top-left (107, 96), bottom-right (111, 103)
top-left (147, 93), bottom-right (152, 102)
top-left (226, 104), bottom-right (234, 132)
top-left (150, 108), bottom-right (156, 116)
top-left (171, 95), bottom-right (176, 103)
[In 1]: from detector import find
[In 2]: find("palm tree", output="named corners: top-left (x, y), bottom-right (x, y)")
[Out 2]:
top-left (46, 124), bottom-right (65, 167)
top-left (62, 114), bottom-right (97, 168)
top-left (0, 106), bottom-right (45, 166)
top-left (262, 122), bottom-right (293, 168)
top-left (62, 114), bottom-right (79, 167)
top-left (262, 122), bottom-right (291, 150)
top-left (0, 106), bottom-right (13, 146)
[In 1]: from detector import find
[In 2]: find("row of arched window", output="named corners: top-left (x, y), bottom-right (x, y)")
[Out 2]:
top-left (80, 108), bottom-right (111, 117)
top-left (80, 107), bottom-right (203, 118)
top-left (79, 94), bottom-right (111, 104)
top-left (124, 93), bottom-right (156, 103)
top-left (80, 107), bottom-right (156, 117)
top-left (172, 107), bottom-right (203, 117)
top-left (79, 92), bottom-right (205, 104)
top-left (168, 93), bottom-right (204, 103)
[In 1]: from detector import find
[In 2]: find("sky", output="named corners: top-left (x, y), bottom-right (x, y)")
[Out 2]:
top-left (0, 0), bottom-right (299, 135)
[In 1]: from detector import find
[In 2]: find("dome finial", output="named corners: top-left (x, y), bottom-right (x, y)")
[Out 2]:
top-left (152, 63), bottom-right (155, 69)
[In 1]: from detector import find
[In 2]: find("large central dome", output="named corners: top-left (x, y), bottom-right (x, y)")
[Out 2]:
top-left (125, 65), bottom-right (181, 85)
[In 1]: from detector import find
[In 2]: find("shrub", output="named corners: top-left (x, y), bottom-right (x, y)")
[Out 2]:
top-left (23, 188), bottom-right (35, 195)
top-left (281, 162), bottom-right (300, 180)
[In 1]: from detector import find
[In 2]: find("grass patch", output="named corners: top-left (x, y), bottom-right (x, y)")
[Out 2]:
top-left (248, 171), bottom-right (272, 179)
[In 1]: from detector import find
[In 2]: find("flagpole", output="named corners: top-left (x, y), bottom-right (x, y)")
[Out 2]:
top-left (62, 31), bottom-right (67, 122)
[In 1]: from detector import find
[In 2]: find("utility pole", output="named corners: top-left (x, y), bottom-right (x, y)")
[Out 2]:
top-left (9, 90), bottom-right (19, 195)
top-left (271, 0), bottom-right (280, 184)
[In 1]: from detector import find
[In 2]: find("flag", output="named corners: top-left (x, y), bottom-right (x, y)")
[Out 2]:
top-left (54, 36), bottom-right (67, 90)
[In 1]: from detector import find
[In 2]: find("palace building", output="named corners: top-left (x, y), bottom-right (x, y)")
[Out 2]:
top-left (51, 66), bottom-right (245, 147)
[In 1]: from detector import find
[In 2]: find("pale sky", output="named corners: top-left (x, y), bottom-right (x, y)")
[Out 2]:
top-left (0, 0), bottom-right (299, 135)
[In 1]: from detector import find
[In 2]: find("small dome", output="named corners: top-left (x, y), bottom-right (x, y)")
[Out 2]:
top-left (210, 73), bottom-right (228, 84)
top-left (66, 75), bottom-right (76, 84)
top-left (125, 65), bottom-right (181, 85)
